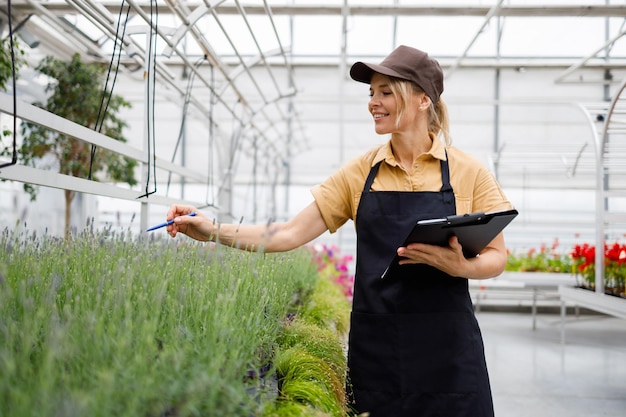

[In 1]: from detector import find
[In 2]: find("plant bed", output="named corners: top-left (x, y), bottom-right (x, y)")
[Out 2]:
top-left (260, 245), bottom-right (352, 417)
top-left (506, 239), bottom-right (626, 304)
top-left (0, 225), bottom-right (354, 416)
top-left (575, 284), bottom-right (626, 299)
top-left (559, 285), bottom-right (626, 320)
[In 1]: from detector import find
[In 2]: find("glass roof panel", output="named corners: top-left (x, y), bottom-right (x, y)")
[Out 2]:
top-left (394, 16), bottom-right (499, 57)
top-left (290, 16), bottom-right (343, 57)
top-left (345, 16), bottom-right (396, 57)
top-left (500, 17), bottom-right (609, 57)
top-left (608, 18), bottom-right (626, 56)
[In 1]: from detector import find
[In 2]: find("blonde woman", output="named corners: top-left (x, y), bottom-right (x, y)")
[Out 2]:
top-left (166, 45), bottom-right (512, 416)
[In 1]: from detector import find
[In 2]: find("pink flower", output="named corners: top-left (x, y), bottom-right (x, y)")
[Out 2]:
top-left (307, 243), bottom-right (355, 300)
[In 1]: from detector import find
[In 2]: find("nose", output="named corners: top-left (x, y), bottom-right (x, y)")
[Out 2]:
top-left (368, 95), bottom-right (380, 110)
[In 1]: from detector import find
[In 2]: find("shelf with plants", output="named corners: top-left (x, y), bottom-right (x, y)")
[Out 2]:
top-left (561, 75), bottom-right (626, 319)
top-left (505, 238), bottom-right (626, 319)
top-left (503, 239), bottom-right (577, 286)
top-left (0, 226), bottom-right (354, 417)
top-left (559, 240), bottom-right (626, 320)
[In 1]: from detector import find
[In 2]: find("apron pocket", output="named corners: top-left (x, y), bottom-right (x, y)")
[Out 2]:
top-left (397, 311), bottom-right (479, 393)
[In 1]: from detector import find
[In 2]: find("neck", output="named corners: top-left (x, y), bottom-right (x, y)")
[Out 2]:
top-left (391, 131), bottom-right (433, 169)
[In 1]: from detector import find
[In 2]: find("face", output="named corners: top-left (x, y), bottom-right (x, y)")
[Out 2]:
top-left (368, 73), bottom-right (428, 135)
top-left (368, 73), bottom-right (397, 135)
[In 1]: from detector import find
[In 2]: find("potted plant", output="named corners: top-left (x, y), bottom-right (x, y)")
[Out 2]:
top-left (571, 241), bottom-right (626, 297)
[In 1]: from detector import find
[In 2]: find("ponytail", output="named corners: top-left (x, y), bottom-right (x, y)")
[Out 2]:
top-left (430, 98), bottom-right (451, 145)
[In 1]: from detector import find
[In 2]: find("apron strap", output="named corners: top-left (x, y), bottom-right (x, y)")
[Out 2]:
top-left (440, 150), bottom-right (454, 205)
top-left (363, 160), bottom-right (383, 193)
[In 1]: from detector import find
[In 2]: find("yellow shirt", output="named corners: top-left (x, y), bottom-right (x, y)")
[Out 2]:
top-left (311, 137), bottom-right (512, 233)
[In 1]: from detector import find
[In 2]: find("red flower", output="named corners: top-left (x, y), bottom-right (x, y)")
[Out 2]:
top-left (569, 241), bottom-right (626, 291)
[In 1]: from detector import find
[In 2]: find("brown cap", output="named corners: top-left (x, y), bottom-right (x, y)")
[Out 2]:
top-left (350, 45), bottom-right (444, 104)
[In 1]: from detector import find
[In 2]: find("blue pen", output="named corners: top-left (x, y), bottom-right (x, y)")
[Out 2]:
top-left (146, 212), bottom-right (197, 232)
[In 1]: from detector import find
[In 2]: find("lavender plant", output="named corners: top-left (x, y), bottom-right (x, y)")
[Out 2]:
top-left (0, 225), bottom-right (318, 417)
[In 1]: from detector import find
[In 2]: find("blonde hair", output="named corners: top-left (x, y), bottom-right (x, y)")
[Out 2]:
top-left (387, 77), bottom-right (451, 145)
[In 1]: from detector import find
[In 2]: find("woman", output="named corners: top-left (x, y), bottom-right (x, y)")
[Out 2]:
top-left (165, 45), bottom-right (512, 416)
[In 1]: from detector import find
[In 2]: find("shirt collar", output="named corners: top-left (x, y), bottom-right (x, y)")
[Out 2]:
top-left (372, 133), bottom-right (447, 167)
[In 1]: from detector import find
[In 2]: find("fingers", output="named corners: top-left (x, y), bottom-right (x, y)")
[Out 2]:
top-left (398, 236), bottom-right (464, 267)
top-left (165, 204), bottom-right (198, 237)
top-left (166, 204), bottom-right (196, 221)
top-left (448, 235), bottom-right (461, 250)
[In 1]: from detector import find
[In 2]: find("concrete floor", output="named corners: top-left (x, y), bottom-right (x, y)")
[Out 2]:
top-left (477, 311), bottom-right (626, 417)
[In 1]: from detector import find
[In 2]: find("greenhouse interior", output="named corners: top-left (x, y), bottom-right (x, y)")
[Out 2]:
top-left (1, 1), bottom-right (625, 416)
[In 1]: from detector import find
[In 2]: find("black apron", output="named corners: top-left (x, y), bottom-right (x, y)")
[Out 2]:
top-left (347, 157), bottom-right (494, 417)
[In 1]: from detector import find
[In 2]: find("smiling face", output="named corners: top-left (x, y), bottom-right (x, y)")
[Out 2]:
top-left (368, 73), bottom-right (429, 136)
top-left (368, 74), bottom-right (396, 135)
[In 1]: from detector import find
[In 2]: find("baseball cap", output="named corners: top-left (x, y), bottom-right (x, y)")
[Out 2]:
top-left (349, 45), bottom-right (444, 105)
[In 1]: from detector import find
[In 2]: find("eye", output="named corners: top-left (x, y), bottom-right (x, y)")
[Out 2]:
top-left (369, 90), bottom-right (392, 98)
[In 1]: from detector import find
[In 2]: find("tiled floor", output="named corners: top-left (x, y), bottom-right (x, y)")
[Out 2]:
top-left (476, 311), bottom-right (626, 417)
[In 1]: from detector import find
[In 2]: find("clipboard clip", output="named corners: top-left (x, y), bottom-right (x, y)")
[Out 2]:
top-left (443, 211), bottom-right (486, 226)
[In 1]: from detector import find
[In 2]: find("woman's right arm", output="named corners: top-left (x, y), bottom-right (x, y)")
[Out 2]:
top-left (165, 201), bottom-right (329, 253)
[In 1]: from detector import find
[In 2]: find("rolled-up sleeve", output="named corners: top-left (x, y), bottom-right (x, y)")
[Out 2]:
top-left (311, 152), bottom-right (375, 233)
top-left (311, 168), bottom-right (354, 233)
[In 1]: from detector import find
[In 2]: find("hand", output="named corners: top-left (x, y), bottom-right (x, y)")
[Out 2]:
top-left (396, 235), bottom-right (470, 277)
top-left (166, 204), bottom-right (214, 241)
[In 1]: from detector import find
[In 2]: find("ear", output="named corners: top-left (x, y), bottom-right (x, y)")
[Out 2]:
top-left (418, 93), bottom-right (432, 111)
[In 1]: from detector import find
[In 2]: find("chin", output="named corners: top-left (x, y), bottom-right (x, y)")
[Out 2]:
top-left (373, 123), bottom-right (388, 134)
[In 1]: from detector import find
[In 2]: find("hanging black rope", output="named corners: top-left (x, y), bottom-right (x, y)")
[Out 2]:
top-left (203, 62), bottom-right (216, 209)
top-left (137, 0), bottom-right (159, 199)
top-left (88, 1), bottom-right (130, 180)
top-left (0, 0), bottom-right (18, 169)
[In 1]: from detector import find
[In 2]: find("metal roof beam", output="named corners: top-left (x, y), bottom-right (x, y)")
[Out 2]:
top-left (446, 0), bottom-right (505, 79)
top-left (7, 2), bottom-right (626, 18)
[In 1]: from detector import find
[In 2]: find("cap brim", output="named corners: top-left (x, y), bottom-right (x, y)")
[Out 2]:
top-left (349, 62), bottom-right (406, 84)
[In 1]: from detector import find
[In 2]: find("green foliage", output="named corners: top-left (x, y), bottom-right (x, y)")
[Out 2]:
top-left (0, 35), bottom-right (25, 164)
top-left (264, 265), bottom-right (352, 417)
top-left (2, 52), bottom-right (138, 237)
top-left (14, 53), bottom-right (137, 195)
top-left (299, 271), bottom-right (351, 337)
top-left (272, 348), bottom-right (345, 417)
top-left (0, 226), bottom-right (319, 417)
top-left (0, 35), bottom-right (25, 90)
top-left (506, 239), bottom-right (573, 273)
top-left (0, 224), bottom-right (354, 416)
top-left (263, 401), bottom-right (329, 417)
top-left (276, 321), bottom-right (346, 384)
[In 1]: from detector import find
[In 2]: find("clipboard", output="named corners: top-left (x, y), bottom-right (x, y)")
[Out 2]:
top-left (381, 208), bottom-right (518, 279)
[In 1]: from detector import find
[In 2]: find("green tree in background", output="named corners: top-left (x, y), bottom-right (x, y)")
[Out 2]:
top-left (0, 36), bottom-right (25, 89)
top-left (0, 35), bottom-right (25, 161)
top-left (6, 53), bottom-right (138, 238)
